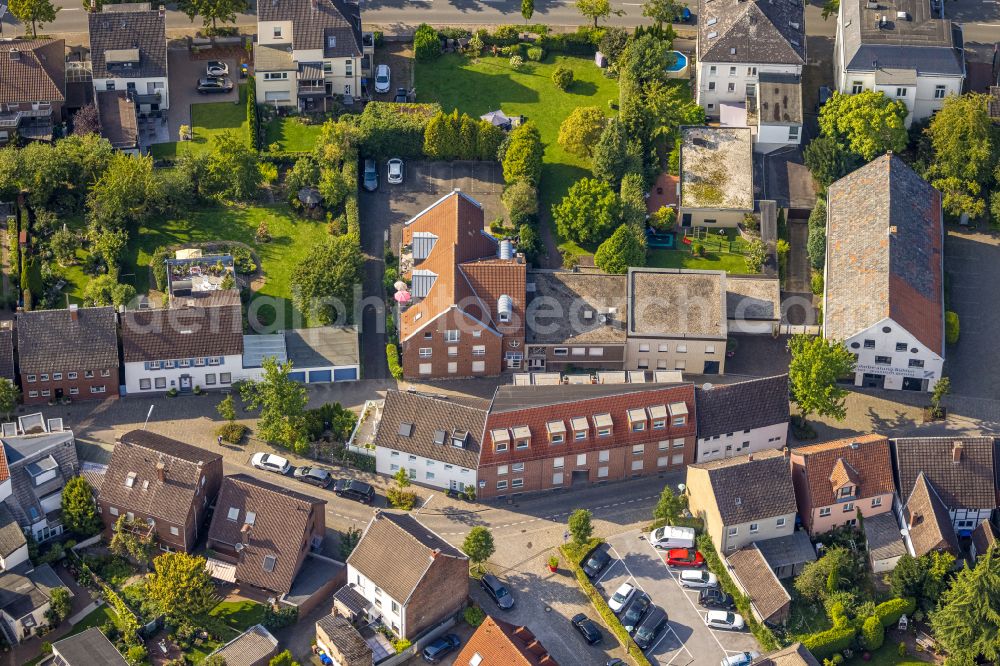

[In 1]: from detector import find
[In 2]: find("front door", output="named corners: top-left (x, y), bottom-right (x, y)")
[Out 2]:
top-left (901, 377), bottom-right (924, 391)
top-left (54, 388), bottom-right (63, 400)
top-left (179, 375), bottom-right (193, 391)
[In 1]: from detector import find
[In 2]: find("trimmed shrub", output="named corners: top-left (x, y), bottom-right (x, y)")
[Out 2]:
top-left (802, 625), bottom-right (857, 659)
top-left (862, 615), bottom-right (885, 651)
top-left (464, 606), bottom-right (486, 627)
top-left (216, 422), bottom-right (248, 444)
top-left (246, 77), bottom-right (260, 151)
top-left (490, 25), bottom-right (521, 46)
top-left (526, 46), bottom-right (545, 61)
top-left (945, 310), bottom-right (959, 345)
top-left (386, 344), bottom-right (403, 380)
top-left (552, 66), bottom-right (574, 91)
top-left (414, 24), bottom-right (440, 61)
top-left (873, 597), bottom-right (916, 628)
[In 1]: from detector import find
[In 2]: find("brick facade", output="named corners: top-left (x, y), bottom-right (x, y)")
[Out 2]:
top-left (401, 310), bottom-right (504, 379)
top-left (21, 368), bottom-right (117, 405)
top-left (404, 551), bottom-right (470, 638)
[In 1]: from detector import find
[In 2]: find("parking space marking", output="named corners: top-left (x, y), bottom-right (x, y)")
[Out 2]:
top-left (607, 543), bottom-right (695, 666)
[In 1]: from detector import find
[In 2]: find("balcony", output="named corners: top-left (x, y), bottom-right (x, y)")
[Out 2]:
top-left (0, 104), bottom-right (53, 129)
top-left (298, 83), bottom-right (326, 96)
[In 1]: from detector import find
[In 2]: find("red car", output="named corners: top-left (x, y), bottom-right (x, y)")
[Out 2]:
top-left (665, 549), bottom-right (705, 567)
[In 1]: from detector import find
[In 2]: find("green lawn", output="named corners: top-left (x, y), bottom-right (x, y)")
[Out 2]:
top-left (647, 227), bottom-right (753, 274)
top-left (860, 643), bottom-right (930, 666)
top-left (415, 52), bottom-right (621, 255)
top-left (263, 116), bottom-right (323, 152)
top-left (208, 600), bottom-right (268, 632)
top-left (150, 86), bottom-right (249, 160)
top-left (62, 204), bottom-right (328, 327)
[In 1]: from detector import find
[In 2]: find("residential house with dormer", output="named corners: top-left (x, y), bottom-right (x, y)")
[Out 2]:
top-left (695, 0), bottom-right (805, 127)
top-left (686, 449), bottom-right (798, 554)
top-left (835, 0), bottom-right (965, 126)
top-left (88, 3), bottom-right (168, 112)
top-left (206, 474), bottom-right (326, 595)
top-left (254, 0), bottom-right (369, 109)
top-left (398, 191), bottom-right (526, 379)
top-left (98, 430), bottom-right (223, 552)
top-left (789, 434), bottom-right (895, 534)
top-left (0, 39), bottom-right (66, 145)
top-left (900, 471), bottom-right (961, 558)
top-left (345, 512), bottom-right (468, 640)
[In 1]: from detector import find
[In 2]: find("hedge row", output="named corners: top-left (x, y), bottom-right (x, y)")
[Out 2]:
top-left (803, 625), bottom-right (857, 659)
top-left (873, 597), bottom-right (916, 628)
top-left (246, 76), bottom-right (260, 151)
top-left (560, 540), bottom-right (653, 666)
top-left (800, 596), bottom-right (916, 658)
top-left (386, 344), bottom-right (403, 380)
top-left (695, 534), bottom-right (781, 651)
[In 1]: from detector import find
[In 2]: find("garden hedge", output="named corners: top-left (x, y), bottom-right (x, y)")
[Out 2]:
top-left (862, 615), bottom-right (884, 651)
top-left (386, 344), bottom-right (403, 380)
top-left (945, 310), bottom-right (960, 345)
top-left (873, 597), bottom-right (916, 628)
top-left (414, 24), bottom-right (441, 61)
top-left (803, 625), bottom-right (857, 659)
top-left (560, 540), bottom-right (652, 666)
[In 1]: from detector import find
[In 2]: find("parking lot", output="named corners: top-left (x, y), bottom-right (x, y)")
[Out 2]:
top-left (166, 48), bottom-right (241, 143)
top-left (598, 529), bottom-right (761, 666)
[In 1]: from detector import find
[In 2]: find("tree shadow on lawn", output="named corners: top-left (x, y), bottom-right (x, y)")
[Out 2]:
top-left (567, 80), bottom-right (599, 96)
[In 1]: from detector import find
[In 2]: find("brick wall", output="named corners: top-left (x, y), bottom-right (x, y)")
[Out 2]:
top-left (401, 310), bottom-right (503, 379)
top-left (404, 553), bottom-right (468, 639)
top-left (21, 368), bottom-right (118, 404)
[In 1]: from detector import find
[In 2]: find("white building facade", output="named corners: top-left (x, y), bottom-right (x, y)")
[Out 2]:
top-left (696, 422), bottom-right (789, 463)
top-left (375, 447), bottom-right (477, 493)
top-left (842, 318), bottom-right (944, 392)
top-left (124, 355), bottom-right (244, 395)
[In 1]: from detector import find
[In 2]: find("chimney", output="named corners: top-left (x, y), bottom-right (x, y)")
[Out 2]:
top-left (747, 453), bottom-right (753, 462)
top-left (69, 303), bottom-right (79, 321)
top-left (952, 441), bottom-right (963, 463)
top-left (430, 548), bottom-right (440, 559)
top-left (241, 521), bottom-right (252, 543)
top-left (783, 446), bottom-right (790, 458)
top-left (908, 511), bottom-right (920, 528)
top-left (158, 4), bottom-right (165, 17)
top-left (155, 460), bottom-right (165, 482)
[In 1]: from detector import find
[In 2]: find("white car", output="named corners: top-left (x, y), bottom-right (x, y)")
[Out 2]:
top-left (374, 64), bottom-right (391, 93)
top-left (680, 569), bottom-right (718, 589)
top-left (706, 610), bottom-right (745, 631)
top-left (608, 582), bottom-right (635, 614)
top-left (251, 452), bottom-right (290, 475)
top-left (648, 525), bottom-right (697, 550)
top-left (206, 60), bottom-right (229, 77)
top-left (387, 158), bottom-right (404, 184)
top-left (721, 651), bottom-right (760, 666)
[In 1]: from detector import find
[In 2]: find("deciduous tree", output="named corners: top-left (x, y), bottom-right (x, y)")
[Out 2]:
top-left (178, 0), bottom-right (248, 32)
top-left (81, 274), bottom-right (136, 308)
top-left (552, 177), bottom-right (620, 244)
top-left (804, 136), bottom-right (861, 190)
top-left (146, 552), bottom-right (217, 622)
top-left (72, 103), bottom-right (101, 136)
top-left (8, 0), bottom-right (59, 38)
top-left (788, 335), bottom-right (856, 423)
top-left (818, 91), bottom-right (908, 161)
top-left (652, 486), bottom-right (688, 525)
top-left (240, 357), bottom-right (310, 454)
top-left (206, 130), bottom-right (262, 201)
top-left (500, 122), bottom-right (543, 186)
top-left (290, 234), bottom-right (363, 325)
top-left (463, 526), bottom-right (496, 573)
top-left (594, 224), bottom-right (646, 274)
top-left (568, 509), bottom-right (593, 545)
top-left (576, 0), bottom-right (615, 27)
top-left (592, 118), bottom-right (643, 186)
top-left (0, 379), bottom-right (20, 420)
top-left (521, 0), bottom-right (534, 21)
top-left (642, 0), bottom-right (684, 25)
top-left (501, 181), bottom-right (538, 225)
top-left (61, 476), bottom-right (100, 537)
top-left (557, 106), bottom-right (607, 159)
top-left (926, 93), bottom-right (997, 188)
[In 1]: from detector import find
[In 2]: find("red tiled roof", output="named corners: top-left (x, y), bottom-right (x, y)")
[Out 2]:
top-left (453, 616), bottom-right (559, 666)
top-left (790, 435), bottom-right (894, 517)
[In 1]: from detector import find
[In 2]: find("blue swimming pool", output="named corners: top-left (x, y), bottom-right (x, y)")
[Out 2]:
top-left (666, 51), bottom-right (688, 73)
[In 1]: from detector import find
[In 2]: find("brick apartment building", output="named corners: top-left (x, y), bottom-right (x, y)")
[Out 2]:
top-left (16, 305), bottom-right (120, 404)
top-left (397, 191), bottom-right (526, 379)
top-left (478, 382), bottom-right (697, 499)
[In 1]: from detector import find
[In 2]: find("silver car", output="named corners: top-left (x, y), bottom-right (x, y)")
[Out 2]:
top-left (206, 60), bottom-right (229, 77)
top-left (374, 64), bottom-right (391, 93)
top-left (387, 158), bottom-right (404, 184)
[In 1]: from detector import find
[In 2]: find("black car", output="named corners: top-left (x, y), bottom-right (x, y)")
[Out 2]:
top-left (699, 587), bottom-right (736, 610)
top-left (571, 613), bottom-right (603, 645)
top-left (197, 76), bottom-right (233, 93)
top-left (421, 633), bottom-right (460, 663)
top-left (620, 591), bottom-right (651, 634)
top-left (293, 466), bottom-right (333, 488)
top-left (333, 479), bottom-right (375, 504)
top-left (582, 546), bottom-right (611, 579)
top-left (393, 87), bottom-right (408, 103)
top-left (633, 606), bottom-right (668, 650)
top-left (480, 573), bottom-right (514, 610)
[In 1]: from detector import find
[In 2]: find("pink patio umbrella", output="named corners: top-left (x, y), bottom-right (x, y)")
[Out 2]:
top-left (394, 291), bottom-right (412, 303)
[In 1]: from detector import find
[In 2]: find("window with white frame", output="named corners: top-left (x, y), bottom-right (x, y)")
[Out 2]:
top-left (553, 457), bottom-right (564, 469)
top-left (598, 450), bottom-right (610, 462)
top-left (497, 480), bottom-right (508, 490)
top-left (445, 330), bottom-right (460, 342)
top-left (631, 460), bottom-right (643, 471)
top-left (597, 467), bottom-right (609, 478)
top-left (819, 507), bottom-right (831, 517)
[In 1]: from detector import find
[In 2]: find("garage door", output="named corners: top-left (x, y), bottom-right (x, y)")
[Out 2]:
top-left (288, 371), bottom-right (306, 383)
top-left (308, 369), bottom-right (332, 383)
top-left (333, 367), bottom-right (358, 382)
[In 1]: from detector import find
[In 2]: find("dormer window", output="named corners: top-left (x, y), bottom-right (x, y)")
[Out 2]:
top-left (491, 428), bottom-right (510, 452)
top-left (125, 472), bottom-right (136, 488)
top-left (452, 429), bottom-right (469, 448)
top-left (627, 408), bottom-right (647, 432)
top-left (512, 426), bottom-right (530, 449)
top-left (273, 26), bottom-right (282, 39)
top-left (668, 402), bottom-right (688, 426)
top-left (546, 420), bottom-right (566, 444)
top-left (571, 417), bottom-right (588, 440)
top-left (594, 413), bottom-right (613, 437)
top-left (839, 486), bottom-right (854, 498)
top-left (648, 405), bottom-right (668, 430)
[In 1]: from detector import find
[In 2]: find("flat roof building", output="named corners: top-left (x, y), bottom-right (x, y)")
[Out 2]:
top-left (679, 126), bottom-right (754, 226)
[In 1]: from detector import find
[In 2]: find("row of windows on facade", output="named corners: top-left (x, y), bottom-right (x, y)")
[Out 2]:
top-left (143, 357), bottom-right (225, 371)
top-left (490, 408), bottom-right (688, 452)
top-left (817, 496), bottom-right (883, 517)
top-left (706, 65), bottom-right (758, 77)
top-left (418, 345), bottom-right (488, 357)
top-left (422, 330), bottom-right (481, 342)
top-left (262, 55), bottom-right (354, 75)
top-left (138, 373), bottom-right (232, 391)
top-left (28, 386), bottom-right (105, 398)
top-left (26, 370), bottom-right (111, 382)
top-left (849, 81), bottom-right (947, 99)
top-left (103, 80), bottom-right (164, 93)
top-left (387, 451), bottom-right (471, 474)
top-left (105, 505), bottom-right (181, 536)
top-left (727, 516), bottom-right (787, 538)
top-left (418, 361), bottom-right (487, 374)
top-left (855, 354), bottom-right (924, 369)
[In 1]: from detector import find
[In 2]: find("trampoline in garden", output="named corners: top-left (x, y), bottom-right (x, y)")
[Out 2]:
top-left (646, 229), bottom-right (676, 249)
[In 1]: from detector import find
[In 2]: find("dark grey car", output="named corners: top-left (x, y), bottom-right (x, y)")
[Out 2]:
top-left (620, 591), bottom-right (651, 634)
top-left (633, 605), bottom-right (668, 650)
top-left (293, 466), bottom-right (333, 488)
top-left (480, 573), bottom-right (514, 610)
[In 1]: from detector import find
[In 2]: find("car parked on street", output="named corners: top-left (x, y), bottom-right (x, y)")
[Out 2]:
top-left (620, 591), bottom-right (651, 634)
top-left (421, 633), bottom-right (461, 663)
top-left (665, 549), bottom-right (704, 567)
top-left (206, 60), bottom-right (229, 76)
top-left (571, 613), bottom-right (603, 645)
top-left (648, 525), bottom-right (696, 549)
top-left (197, 76), bottom-right (233, 94)
top-left (699, 588), bottom-right (735, 610)
top-left (480, 573), bottom-right (514, 610)
top-left (251, 452), bottom-right (290, 475)
top-left (608, 582), bottom-right (635, 613)
top-left (363, 159), bottom-right (379, 191)
top-left (582, 546), bottom-right (611, 579)
top-left (333, 479), bottom-right (375, 504)
top-left (680, 569), bottom-right (718, 589)
top-left (293, 466), bottom-right (333, 488)
top-left (374, 64), bottom-right (391, 93)
top-left (721, 651), bottom-right (760, 666)
top-left (705, 611), bottom-right (745, 631)
top-left (387, 158), bottom-right (404, 184)
top-left (633, 605), bottom-right (669, 650)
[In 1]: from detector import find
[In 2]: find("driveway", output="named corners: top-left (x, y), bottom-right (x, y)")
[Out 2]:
top-left (166, 48), bottom-right (240, 142)
top-left (601, 530), bottom-right (761, 666)
top-left (371, 43), bottom-right (414, 102)
top-left (357, 161), bottom-right (503, 379)
top-left (943, 229), bottom-right (1000, 400)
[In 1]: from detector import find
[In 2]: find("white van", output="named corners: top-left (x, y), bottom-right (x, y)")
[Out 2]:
top-left (648, 525), bottom-right (696, 550)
